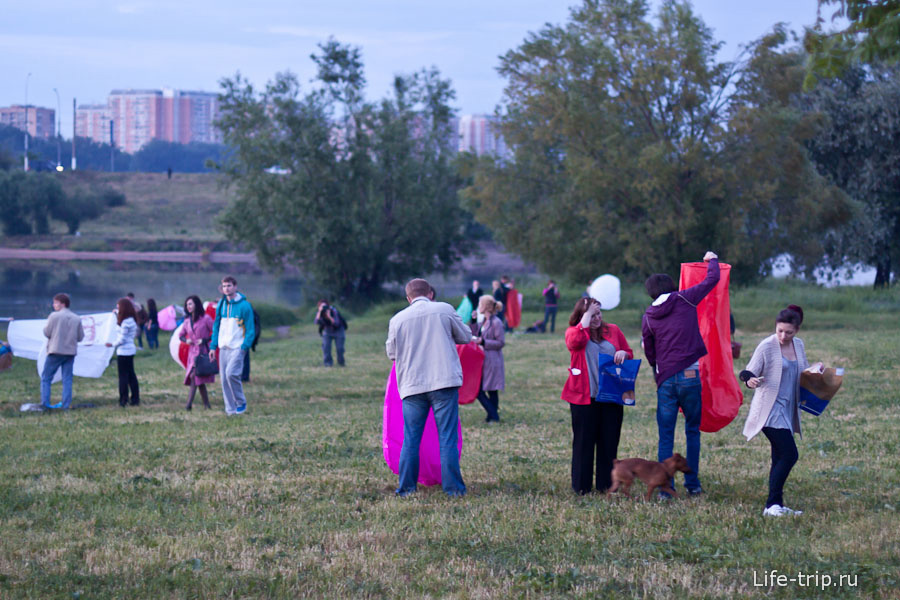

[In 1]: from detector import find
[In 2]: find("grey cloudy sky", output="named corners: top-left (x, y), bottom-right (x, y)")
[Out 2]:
top-left (2, 0), bottom-right (824, 138)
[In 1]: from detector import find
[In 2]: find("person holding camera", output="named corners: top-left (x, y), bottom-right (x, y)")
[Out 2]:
top-left (315, 300), bottom-right (347, 367)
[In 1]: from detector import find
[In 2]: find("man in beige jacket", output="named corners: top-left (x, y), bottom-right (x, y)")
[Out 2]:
top-left (386, 278), bottom-right (473, 496)
top-left (41, 293), bottom-right (84, 409)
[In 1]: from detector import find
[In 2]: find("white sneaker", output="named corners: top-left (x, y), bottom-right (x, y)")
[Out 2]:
top-left (763, 504), bottom-right (786, 516)
top-left (780, 506), bottom-right (803, 515)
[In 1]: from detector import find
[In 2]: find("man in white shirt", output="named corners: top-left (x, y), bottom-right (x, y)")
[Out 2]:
top-left (386, 278), bottom-right (473, 496)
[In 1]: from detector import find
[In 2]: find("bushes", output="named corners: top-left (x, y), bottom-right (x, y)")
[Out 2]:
top-left (0, 171), bottom-right (64, 235)
top-left (0, 170), bottom-right (126, 236)
top-left (252, 303), bottom-right (299, 328)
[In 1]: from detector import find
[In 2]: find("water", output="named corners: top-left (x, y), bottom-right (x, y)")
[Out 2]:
top-left (0, 260), bottom-right (306, 320)
top-left (0, 244), bottom-right (541, 324)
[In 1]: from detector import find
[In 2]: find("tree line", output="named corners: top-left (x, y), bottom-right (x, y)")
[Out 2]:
top-left (213, 1), bottom-right (898, 298)
top-left (0, 125), bottom-right (229, 174)
top-left (461, 0), bottom-right (899, 288)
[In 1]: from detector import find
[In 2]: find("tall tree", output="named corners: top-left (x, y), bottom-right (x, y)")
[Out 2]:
top-left (216, 41), bottom-right (465, 299)
top-left (805, 0), bottom-right (900, 87)
top-left (804, 65), bottom-right (900, 286)
top-left (462, 0), bottom-right (851, 284)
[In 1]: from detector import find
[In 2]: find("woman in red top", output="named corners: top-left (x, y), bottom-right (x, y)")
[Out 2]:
top-left (561, 297), bottom-right (633, 494)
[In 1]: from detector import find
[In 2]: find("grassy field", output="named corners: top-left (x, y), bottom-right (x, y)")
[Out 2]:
top-left (3, 172), bottom-right (233, 246)
top-left (0, 282), bottom-right (898, 598)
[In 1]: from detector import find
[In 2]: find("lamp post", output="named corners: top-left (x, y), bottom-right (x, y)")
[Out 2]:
top-left (53, 88), bottom-right (62, 171)
top-left (24, 72), bottom-right (32, 172)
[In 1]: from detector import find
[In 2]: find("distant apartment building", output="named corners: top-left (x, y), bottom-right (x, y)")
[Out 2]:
top-left (75, 88), bottom-right (221, 153)
top-left (74, 104), bottom-right (112, 144)
top-left (458, 114), bottom-right (508, 157)
top-left (0, 105), bottom-right (56, 138)
top-left (161, 89), bottom-right (222, 145)
top-left (107, 89), bottom-right (163, 153)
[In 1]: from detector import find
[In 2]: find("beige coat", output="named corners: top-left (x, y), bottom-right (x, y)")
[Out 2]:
top-left (43, 308), bottom-right (85, 356)
top-left (386, 297), bottom-right (473, 399)
top-left (742, 334), bottom-right (808, 441)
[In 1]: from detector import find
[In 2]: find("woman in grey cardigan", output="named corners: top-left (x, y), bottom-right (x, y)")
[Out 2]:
top-left (106, 297), bottom-right (141, 407)
top-left (740, 305), bottom-right (821, 517)
top-left (473, 295), bottom-right (505, 423)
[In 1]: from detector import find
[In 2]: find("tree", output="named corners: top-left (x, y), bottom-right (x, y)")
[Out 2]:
top-left (216, 40), bottom-right (466, 299)
top-left (804, 64), bottom-right (900, 287)
top-left (461, 0), bottom-right (852, 284)
top-left (53, 190), bottom-right (105, 234)
top-left (0, 171), bottom-right (64, 235)
top-left (805, 0), bottom-right (900, 87)
top-left (0, 124), bottom-right (132, 172)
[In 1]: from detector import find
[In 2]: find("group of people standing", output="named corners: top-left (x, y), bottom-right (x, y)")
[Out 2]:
top-left (391, 255), bottom-right (816, 516)
top-left (38, 276), bottom-right (256, 417)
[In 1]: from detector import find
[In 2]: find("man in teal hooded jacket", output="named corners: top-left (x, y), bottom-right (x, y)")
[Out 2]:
top-left (210, 276), bottom-right (255, 415)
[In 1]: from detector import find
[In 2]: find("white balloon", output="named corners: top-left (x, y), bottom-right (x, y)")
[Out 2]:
top-left (588, 274), bottom-right (621, 310)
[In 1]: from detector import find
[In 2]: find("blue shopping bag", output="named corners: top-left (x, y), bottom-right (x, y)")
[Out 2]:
top-left (596, 354), bottom-right (641, 406)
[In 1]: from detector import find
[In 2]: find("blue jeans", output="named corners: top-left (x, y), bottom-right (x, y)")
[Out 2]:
top-left (656, 369), bottom-right (702, 492)
top-left (322, 330), bottom-right (345, 366)
top-left (41, 354), bottom-right (75, 409)
top-left (543, 306), bottom-right (557, 333)
top-left (145, 323), bottom-right (159, 349)
top-left (397, 387), bottom-right (466, 496)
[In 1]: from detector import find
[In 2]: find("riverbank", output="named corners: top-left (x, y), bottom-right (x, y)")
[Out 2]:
top-left (0, 247), bottom-right (256, 263)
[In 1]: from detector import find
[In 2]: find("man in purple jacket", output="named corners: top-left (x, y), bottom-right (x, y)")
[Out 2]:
top-left (642, 251), bottom-right (719, 496)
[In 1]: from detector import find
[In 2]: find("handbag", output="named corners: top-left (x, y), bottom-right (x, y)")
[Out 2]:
top-left (194, 346), bottom-right (219, 377)
top-left (595, 354), bottom-right (641, 406)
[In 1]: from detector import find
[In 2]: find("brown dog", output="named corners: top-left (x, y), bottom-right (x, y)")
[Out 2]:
top-left (608, 453), bottom-right (692, 500)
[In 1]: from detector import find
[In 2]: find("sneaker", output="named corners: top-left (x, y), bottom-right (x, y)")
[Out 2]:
top-left (780, 505), bottom-right (803, 515)
top-left (763, 504), bottom-right (786, 516)
top-left (687, 487), bottom-right (704, 497)
top-left (235, 404), bottom-right (247, 415)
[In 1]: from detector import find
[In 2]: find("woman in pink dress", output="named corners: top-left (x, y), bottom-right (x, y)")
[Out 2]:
top-left (180, 295), bottom-right (215, 410)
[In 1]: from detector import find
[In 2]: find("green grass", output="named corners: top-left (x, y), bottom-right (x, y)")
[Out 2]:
top-left (0, 282), bottom-right (898, 598)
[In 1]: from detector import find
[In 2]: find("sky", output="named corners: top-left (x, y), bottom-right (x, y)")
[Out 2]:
top-left (2, 0), bottom-right (825, 139)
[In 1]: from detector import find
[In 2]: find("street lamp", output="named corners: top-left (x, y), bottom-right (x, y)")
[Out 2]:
top-left (53, 88), bottom-right (62, 170)
top-left (24, 72), bottom-right (32, 172)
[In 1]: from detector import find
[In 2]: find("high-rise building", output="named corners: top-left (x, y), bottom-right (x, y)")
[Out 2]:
top-left (161, 89), bottom-right (222, 144)
top-left (74, 88), bottom-right (222, 153)
top-left (108, 89), bottom-right (164, 154)
top-left (74, 104), bottom-right (111, 144)
top-left (458, 114), bottom-right (508, 158)
top-left (0, 105), bottom-right (55, 138)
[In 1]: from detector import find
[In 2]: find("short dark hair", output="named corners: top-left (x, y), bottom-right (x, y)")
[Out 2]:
top-left (777, 305), bottom-right (804, 328)
top-left (222, 276), bottom-right (237, 285)
top-left (53, 293), bottom-right (70, 308)
top-left (405, 278), bottom-right (431, 299)
top-left (645, 274), bottom-right (676, 300)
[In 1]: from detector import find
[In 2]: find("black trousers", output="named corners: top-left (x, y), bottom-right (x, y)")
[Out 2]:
top-left (477, 389), bottom-right (500, 422)
top-left (570, 401), bottom-right (624, 494)
top-left (117, 355), bottom-right (140, 406)
top-left (762, 427), bottom-right (798, 508)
